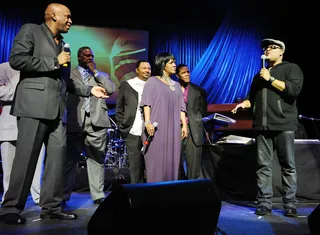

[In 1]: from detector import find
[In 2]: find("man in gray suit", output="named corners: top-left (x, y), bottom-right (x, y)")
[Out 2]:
top-left (0, 62), bottom-right (45, 205)
top-left (0, 3), bottom-right (108, 225)
top-left (64, 46), bottom-right (115, 204)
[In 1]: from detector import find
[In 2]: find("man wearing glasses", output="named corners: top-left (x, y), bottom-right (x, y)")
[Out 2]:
top-left (231, 38), bottom-right (304, 217)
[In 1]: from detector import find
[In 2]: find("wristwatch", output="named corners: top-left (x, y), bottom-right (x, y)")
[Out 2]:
top-left (269, 76), bottom-right (275, 83)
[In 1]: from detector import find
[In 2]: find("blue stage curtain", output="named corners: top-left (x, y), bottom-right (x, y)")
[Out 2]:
top-left (151, 11), bottom-right (265, 104)
top-left (0, 12), bottom-right (23, 63)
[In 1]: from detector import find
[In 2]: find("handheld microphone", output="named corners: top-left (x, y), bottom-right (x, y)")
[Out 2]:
top-left (141, 122), bottom-right (158, 152)
top-left (144, 122), bottom-right (158, 145)
top-left (298, 115), bottom-right (320, 121)
top-left (261, 55), bottom-right (267, 68)
top-left (63, 43), bottom-right (70, 67)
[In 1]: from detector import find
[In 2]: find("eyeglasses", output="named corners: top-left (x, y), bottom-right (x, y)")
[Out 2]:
top-left (263, 45), bottom-right (281, 51)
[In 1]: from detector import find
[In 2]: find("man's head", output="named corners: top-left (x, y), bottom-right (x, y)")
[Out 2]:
top-left (77, 47), bottom-right (94, 69)
top-left (176, 64), bottom-right (190, 84)
top-left (135, 60), bottom-right (151, 81)
top-left (261, 38), bottom-right (285, 64)
top-left (44, 3), bottom-right (72, 35)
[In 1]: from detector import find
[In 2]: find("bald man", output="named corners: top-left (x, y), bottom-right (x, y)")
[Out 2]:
top-left (0, 3), bottom-right (108, 225)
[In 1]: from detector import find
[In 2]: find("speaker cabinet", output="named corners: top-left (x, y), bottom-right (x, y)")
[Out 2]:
top-left (88, 179), bottom-right (221, 235)
top-left (308, 204), bottom-right (320, 235)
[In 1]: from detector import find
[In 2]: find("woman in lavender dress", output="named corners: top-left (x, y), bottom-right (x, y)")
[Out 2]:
top-left (140, 52), bottom-right (188, 182)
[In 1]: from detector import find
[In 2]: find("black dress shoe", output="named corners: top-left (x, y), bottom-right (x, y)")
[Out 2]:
top-left (93, 198), bottom-right (104, 204)
top-left (255, 206), bottom-right (272, 216)
top-left (284, 207), bottom-right (297, 217)
top-left (40, 211), bottom-right (77, 220)
top-left (0, 213), bottom-right (27, 224)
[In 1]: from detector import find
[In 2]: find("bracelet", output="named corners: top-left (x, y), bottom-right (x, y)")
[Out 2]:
top-left (144, 120), bottom-right (151, 126)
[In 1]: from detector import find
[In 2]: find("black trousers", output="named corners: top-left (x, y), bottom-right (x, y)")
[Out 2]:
top-left (125, 133), bottom-right (145, 184)
top-left (0, 117), bottom-right (66, 214)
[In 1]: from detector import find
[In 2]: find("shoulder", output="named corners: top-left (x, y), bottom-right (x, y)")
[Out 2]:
top-left (119, 80), bottom-right (130, 89)
top-left (146, 76), bottom-right (157, 84)
top-left (20, 23), bottom-right (40, 31)
top-left (191, 83), bottom-right (205, 92)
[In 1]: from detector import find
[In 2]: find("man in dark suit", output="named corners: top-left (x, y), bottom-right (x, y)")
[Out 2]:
top-left (115, 60), bottom-right (151, 183)
top-left (176, 64), bottom-right (207, 180)
top-left (63, 46), bottom-right (115, 204)
top-left (0, 3), bottom-right (108, 225)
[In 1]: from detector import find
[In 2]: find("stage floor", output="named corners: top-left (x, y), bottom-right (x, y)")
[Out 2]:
top-left (0, 191), bottom-right (317, 235)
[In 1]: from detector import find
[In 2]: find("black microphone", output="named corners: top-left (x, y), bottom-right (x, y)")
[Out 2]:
top-left (63, 43), bottom-right (70, 67)
top-left (298, 115), bottom-right (320, 121)
top-left (261, 55), bottom-right (267, 68)
top-left (141, 122), bottom-right (158, 152)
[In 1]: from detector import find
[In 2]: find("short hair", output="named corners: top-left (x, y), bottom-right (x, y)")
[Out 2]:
top-left (77, 46), bottom-right (91, 57)
top-left (153, 52), bottom-right (175, 76)
top-left (176, 63), bottom-right (188, 75)
top-left (136, 60), bottom-right (149, 69)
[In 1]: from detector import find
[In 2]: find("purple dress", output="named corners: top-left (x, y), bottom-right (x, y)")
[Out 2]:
top-left (140, 76), bottom-right (186, 182)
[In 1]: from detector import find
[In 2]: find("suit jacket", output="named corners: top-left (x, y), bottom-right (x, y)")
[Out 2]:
top-left (0, 62), bottom-right (19, 141)
top-left (186, 83), bottom-right (207, 146)
top-left (115, 80), bottom-right (139, 139)
top-left (67, 67), bottom-right (115, 133)
top-left (9, 23), bottom-right (92, 120)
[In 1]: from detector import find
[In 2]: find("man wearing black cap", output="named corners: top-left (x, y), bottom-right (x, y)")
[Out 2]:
top-left (231, 38), bottom-right (304, 217)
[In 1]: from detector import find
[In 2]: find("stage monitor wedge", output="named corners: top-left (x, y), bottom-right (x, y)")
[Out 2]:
top-left (88, 179), bottom-right (222, 235)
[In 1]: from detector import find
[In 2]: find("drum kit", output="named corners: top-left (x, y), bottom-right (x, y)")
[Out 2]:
top-left (104, 117), bottom-right (129, 169)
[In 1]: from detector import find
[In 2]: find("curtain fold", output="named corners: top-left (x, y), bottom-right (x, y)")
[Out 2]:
top-left (0, 12), bottom-right (23, 63)
top-left (150, 11), bottom-right (264, 104)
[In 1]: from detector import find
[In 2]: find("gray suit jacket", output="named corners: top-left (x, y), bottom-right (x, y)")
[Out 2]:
top-left (67, 67), bottom-right (115, 132)
top-left (0, 62), bottom-right (19, 141)
top-left (9, 23), bottom-right (92, 120)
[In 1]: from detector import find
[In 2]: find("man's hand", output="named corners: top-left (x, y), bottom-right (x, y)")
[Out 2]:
top-left (260, 68), bottom-right (271, 81)
top-left (91, 86), bottom-right (108, 98)
top-left (181, 125), bottom-right (188, 139)
top-left (57, 51), bottom-right (70, 65)
top-left (87, 61), bottom-right (96, 74)
top-left (231, 100), bottom-right (251, 114)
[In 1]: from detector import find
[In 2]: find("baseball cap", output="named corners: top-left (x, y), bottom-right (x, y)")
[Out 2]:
top-left (261, 38), bottom-right (285, 52)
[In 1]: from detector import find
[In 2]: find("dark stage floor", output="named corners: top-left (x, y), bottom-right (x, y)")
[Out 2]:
top-left (0, 190), bottom-right (317, 235)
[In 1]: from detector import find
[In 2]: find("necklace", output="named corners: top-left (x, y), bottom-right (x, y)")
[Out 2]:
top-left (161, 75), bottom-right (175, 91)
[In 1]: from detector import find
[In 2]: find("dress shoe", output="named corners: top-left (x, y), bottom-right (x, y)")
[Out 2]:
top-left (255, 206), bottom-right (272, 216)
top-left (284, 207), bottom-right (297, 217)
top-left (40, 211), bottom-right (77, 220)
top-left (93, 198), bottom-right (104, 204)
top-left (0, 213), bottom-right (27, 224)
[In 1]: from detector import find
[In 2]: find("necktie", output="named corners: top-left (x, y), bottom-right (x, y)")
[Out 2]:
top-left (83, 70), bottom-right (91, 113)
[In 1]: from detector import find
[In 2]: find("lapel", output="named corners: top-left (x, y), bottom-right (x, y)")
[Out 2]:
top-left (40, 24), bottom-right (60, 55)
top-left (187, 83), bottom-right (196, 108)
top-left (125, 80), bottom-right (139, 102)
top-left (72, 69), bottom-right (86, 85)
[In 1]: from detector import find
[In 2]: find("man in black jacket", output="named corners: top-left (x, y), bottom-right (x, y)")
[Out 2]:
top-left (176, 64), bottom-right (207, 180)
top-left (115, 60), bottom-right (151, 183)
top-left (232, 38), bottom-right (304, 217)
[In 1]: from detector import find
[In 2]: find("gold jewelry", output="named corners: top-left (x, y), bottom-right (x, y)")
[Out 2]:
top-left (161, 75), bottom-right (175, 91)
